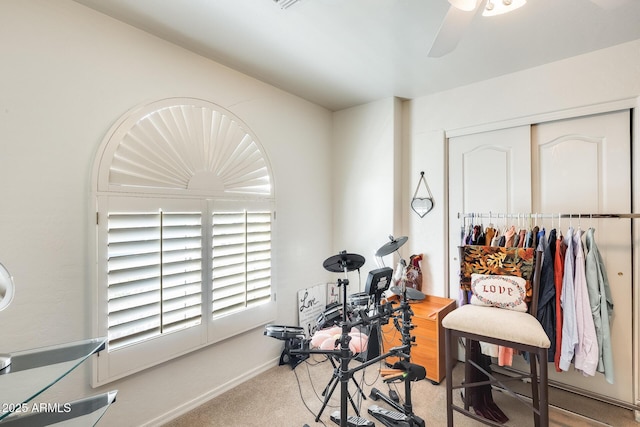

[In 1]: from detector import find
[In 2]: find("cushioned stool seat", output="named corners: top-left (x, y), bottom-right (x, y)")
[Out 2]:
top-left (442, 305), bottom-right (551, 348)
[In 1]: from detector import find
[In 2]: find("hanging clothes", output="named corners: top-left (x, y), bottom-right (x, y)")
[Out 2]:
top-left (504, 225), bottom-right (516, 247)
top-left (467, 224), bottom-right (485, 245)
top-left (490, 228), bottom-right (501, 246)
top-left (476, 225), bottom-right (486, 245)
top-left (536, 228), bottom-right (556, 363)
top-left (467, 341), bottom-right (509, 424)
top-left (584, 228), bottom-right (615, 384)
top-left (459, 213), bottom-right (618, 382)
top-left (572, 228), bottom-right (598, 376)
top-left (534, 226), bottom-right (542, 250)
top-left (479, 342), bottom-right (498, 357)
top-left (485, 225), bottom-right (495, 247)
top-left (553, 229), bottom-right (566, 372)
top-left (467, 225), bottom-right (474, 245)
top-left (498, 346), bottom-right (513, 367)
top-left (559, 227), bottom-right (578, 372)
top-left (524, 229), bottom-right (534, 248)
top-left (463, 222), bottom-right (475, 245)
top-left (525, 225), bottom-right (540, 249)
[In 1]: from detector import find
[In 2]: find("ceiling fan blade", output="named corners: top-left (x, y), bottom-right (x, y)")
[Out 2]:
top-left (427, 3), bottom-right (480, 58)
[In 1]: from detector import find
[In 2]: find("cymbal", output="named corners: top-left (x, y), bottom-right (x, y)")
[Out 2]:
top-left (323, 252), bottom-right (366, 273)
top-left (375, 235), bottom-right (408, 257)
top-left (389, 286), bottom-right (425, 301)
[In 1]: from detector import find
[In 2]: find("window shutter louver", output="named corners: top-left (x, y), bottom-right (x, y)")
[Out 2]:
top-left (160, 212), bottom-right (203, 333)
top-left (212, 211), bottom-right (271, 317)
top-left (246, 212), bottom-right (272, 307)
top-left (107, 212), bottom-right (202, 350)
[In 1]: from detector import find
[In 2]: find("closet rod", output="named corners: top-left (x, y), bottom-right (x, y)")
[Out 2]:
top-left (457, 212), bottom-right (640, 219)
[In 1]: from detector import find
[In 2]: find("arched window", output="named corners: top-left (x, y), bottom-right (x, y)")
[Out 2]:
top-left (92, 98), bottom-right (276, 385)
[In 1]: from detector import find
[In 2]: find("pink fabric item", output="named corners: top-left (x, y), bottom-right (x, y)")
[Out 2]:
top-left (310, 326), bottom-right (341, 347)
top-left (310, 332), bottom-right (332, 348)
top-left (311, 327), bottom-right (369, 353)
top-left (504, 226), bottom-right (516, 247)
top-left (348, 332), bottom-right (369, 353)
top-left (498, 346), bottom-right (513, 366)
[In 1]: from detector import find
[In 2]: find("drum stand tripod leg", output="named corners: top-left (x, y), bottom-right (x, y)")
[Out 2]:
top-left (315, 370), bottom-right (340, 422)
top-left (320, 273), bottom-right (363, 427)
top-left (314, 373), bottom-right (362, 422)
top-left (315, 364), bottom-right (362, 422)
top-left (323, 356), bottom-right (366, 400)
top-left (315, 353), bottom-right (365, 421)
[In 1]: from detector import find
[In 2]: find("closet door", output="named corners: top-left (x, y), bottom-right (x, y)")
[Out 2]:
top-left (531, 110), bottom-right (632, 403)
top-left (447, 125), bottom-right (532, 299)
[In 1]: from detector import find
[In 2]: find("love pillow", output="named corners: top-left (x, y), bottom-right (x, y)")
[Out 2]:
top-left (470, 273), bottom-right (528, 312)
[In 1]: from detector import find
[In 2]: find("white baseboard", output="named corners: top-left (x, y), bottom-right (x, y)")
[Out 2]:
top-left (140, 356), bottom-right (281, 427)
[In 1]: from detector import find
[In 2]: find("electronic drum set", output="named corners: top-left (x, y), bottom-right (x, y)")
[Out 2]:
top-left (264, 236), bottom-right (427, 427)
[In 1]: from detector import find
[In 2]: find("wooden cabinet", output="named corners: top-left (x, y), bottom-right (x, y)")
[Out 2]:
top-left (381, 295), bottom-right (456, 384)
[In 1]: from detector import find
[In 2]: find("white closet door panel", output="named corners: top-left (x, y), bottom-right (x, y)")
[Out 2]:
top-left (448, 126), bottom-right (531, 299)
top-left (531, 110), bottom-right (632, 403)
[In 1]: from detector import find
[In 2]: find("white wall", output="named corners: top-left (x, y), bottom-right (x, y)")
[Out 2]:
top-left (0, 1), bottom-right (334, 425)
top-left (332, 98), bottom-right (403, 284)
top-left (403, 39), bottom-right (640, 299)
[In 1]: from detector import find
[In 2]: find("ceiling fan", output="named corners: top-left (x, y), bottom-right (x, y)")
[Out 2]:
top-left (427, 0), bottom-right (526, 58)
top-left (427, 0), bottom-right (631, 58)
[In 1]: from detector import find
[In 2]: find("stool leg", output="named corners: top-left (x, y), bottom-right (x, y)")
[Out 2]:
top-left (530, 352), bottom-right (540, 427)
top-left (445, 328), bottom-right (454, 427)
top-left (539, 348), bottom-right (549, 427)
top-left (463, 338), bottom-right (472, 410)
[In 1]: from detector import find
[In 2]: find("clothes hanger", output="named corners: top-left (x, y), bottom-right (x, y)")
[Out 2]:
top-left (558, 213), bottom-right (563, 238)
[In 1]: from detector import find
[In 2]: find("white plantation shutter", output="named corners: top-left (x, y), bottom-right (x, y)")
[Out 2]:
top-left (93, 98), bottom-right (275, 385)
top-left (212, 211), bottom-right (271, 317)
top-left (107, 212), bottom-right (202, 350)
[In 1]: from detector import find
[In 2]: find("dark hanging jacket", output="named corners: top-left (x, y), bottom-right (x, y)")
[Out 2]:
top-left (537, 228), bottom-right (556, 362)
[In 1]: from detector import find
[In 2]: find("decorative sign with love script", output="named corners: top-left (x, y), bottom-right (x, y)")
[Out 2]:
top-left (298, 283), bottom-right (327, 336)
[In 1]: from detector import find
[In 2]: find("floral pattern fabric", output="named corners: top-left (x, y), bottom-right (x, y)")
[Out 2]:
top-left (459, 245), bottom-right (536, 302)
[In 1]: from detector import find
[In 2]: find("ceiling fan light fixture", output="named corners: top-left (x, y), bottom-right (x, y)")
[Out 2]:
top-left (448, 0), bottom-right (480, 12)
top-left (482, 0), bottom-right (526, 16)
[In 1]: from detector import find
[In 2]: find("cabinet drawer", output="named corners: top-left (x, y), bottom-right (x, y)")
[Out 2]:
top-left (411, 318), bottom-right (437, 340)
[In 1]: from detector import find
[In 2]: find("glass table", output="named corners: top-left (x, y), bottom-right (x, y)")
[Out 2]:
top-left (0, 338), bottom-right (117, 426)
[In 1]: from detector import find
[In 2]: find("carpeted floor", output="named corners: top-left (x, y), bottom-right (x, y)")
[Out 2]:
top-left (162, 354), bottom-right (638, 427)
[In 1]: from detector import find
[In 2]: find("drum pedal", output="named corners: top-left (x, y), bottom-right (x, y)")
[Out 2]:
top-left (367, 404), bottom-right (408, 423)
top-left (330, 410), bottom-right (375, 427)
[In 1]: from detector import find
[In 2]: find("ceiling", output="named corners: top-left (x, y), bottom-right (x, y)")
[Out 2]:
top-left (73, 0), bottom-right (640, 111)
